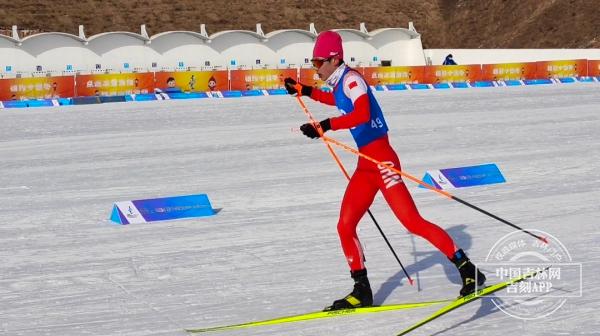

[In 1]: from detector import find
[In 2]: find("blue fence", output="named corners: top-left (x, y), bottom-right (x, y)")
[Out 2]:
top-left (523, 79), bottom-right (554, 85)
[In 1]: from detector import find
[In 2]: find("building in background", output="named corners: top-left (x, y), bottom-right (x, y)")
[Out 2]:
top-left (0, 23), bottom-right (423, 77)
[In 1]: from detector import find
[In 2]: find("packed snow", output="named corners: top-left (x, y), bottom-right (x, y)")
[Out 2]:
top-left (1, 83), bottom-right (599, 335)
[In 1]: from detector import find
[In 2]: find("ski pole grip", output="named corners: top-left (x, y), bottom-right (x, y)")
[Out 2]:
top-left (294, 84), bottom-right (304, 97)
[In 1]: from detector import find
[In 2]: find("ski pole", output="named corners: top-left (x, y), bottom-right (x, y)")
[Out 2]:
top-left (320, 135), bottom-right (548, 244)
top-left (293, 92), bottom-right (414, 285)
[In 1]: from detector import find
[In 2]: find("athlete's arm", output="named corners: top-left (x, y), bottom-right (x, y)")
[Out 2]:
top-left (283, 77), bottom-right (336, 105)
top-left (329, 74), bottom-right (371, 130)
top-left (310, 89), bottom-right (336, 106)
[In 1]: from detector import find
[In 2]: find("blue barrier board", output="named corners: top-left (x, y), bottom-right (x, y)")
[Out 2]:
top-left (134, 94), bottom-right (158, 101)
top-left (409, 84), bottom-right (429, 90)
top-left (110, 194), bottom-right (215, 225)
top-left (57, 98), bottom-right (72, 105)
top-left (577, 77), bottom-right (595, 83)
top-left (267, 89), bottom-right (288, 95)
top-left (222, 91), bottom-right (243, 98)
top-left (558, 77), bottom-right (575, 83)
top-left (72, 96), bottom-right (102, 105)
top-left (472, 81), bottom-right (494, 87)
top-left (503, 80), bottom-right (523, 86)
top-left (433, 83), bottom-right (451, 89)
top-left (100, 96), bottom-right (127, 103)
top-left (26, 100), bottom-right (55, 107)
top-left (2, 101), bottom-right (29, 108)
top-left (168, 92), bottom-right (209, 99)
top-left (451, 82), bottom-right (469, 88)
top-left (386, 84), bottom-right (407, 90)
top-left (241, 90), bottom-right (264, 97)
top-left (524, 79), bottom-right (553, 85)
top-left (420, 163), bottom-right (506, 190)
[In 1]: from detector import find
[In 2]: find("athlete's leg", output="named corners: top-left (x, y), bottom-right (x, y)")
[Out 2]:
top-left (367, 139), bottom-right (484, 295)
top-left (326, 167), bottom-right (379, 311)
top-left (337, 169), bottom-right (380, 271)
top-left (379, 160), bottom-right (488, 295)
top-left (378, 163), bottom-right (456, 258)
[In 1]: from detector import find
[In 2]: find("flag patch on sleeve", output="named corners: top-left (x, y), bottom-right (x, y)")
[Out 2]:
top-left (349, 81), bottom-right (358, 89)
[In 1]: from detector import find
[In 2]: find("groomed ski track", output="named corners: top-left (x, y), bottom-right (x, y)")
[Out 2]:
top-left (1, 84), bottom-right (599, 335)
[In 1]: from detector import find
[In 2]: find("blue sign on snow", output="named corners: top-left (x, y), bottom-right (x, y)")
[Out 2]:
top-left (420, 163), bottom-right (506, 190)
top-left (110, 194), bottom-right (215, 225)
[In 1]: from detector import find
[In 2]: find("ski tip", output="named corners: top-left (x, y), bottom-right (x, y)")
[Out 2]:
top-left (408, 277), bottom-right (415, 286)
top-left (540, 236), bottom-right (549, 244)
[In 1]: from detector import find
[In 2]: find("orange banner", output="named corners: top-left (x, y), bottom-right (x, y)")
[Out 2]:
top-left (298, 68), bottom-right (326, 88)
top-left (587, 60), bottom-right (600, 77)
top-left (481, 62), bottom-right (538, 81)
top-left (536, 59), bottom-right (587, 79)
top-left (230, 69), bottom-right (297, 91)
top-left (423, 65), bottom-right (482, 83)
top-left (361, 66), bottom-right (425, 85)
top-left (155, 71), bottom-right (228, 92)
top-left (0, 76), bottom-right (75, 101)
top-left (75, 73), bottom-right (154, 96)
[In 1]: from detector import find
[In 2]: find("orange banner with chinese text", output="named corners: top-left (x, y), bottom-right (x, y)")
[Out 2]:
top-left (75, 73), bottom-right (154, 96)
top-left (0, 76), bottom-right (75, 101)
top-left (535, 59), bottom-right (587, 78)
top-left (361, 66), bottom-right (425, 85)
top-left (230, 69), bottom-right (297, 91)
top-left (155, 71), bottom-right (228, 92)
top-left (481, 62), bottom-right (538, 81)
top-left (586, 60), bottom-right (600, 77)
top-left (298, 68), bottom-right (326, 88)
top-left (423, 65), bottom-right (482, 83)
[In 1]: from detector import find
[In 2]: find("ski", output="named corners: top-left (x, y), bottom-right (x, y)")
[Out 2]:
top-left (396, 266), bottom-right (550, 335)
top-left (185, 299), bottom-right (451, 333)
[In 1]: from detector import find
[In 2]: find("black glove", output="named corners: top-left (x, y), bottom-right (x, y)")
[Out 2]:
top-left (284, 77), bottom-right (313, 97)
top-left (300, 119), bottom-right (331, 139)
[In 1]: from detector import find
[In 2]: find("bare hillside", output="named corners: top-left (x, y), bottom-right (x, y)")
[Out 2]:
top-left (0, 0), bottom-right (598, 48)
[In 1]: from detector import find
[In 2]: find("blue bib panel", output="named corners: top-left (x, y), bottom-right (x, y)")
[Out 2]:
top-left (334, 68), bottom-right (389, 148)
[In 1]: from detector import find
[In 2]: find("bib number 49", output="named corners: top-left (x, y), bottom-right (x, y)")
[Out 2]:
top-left (371, 117), bottom-right (384, 129)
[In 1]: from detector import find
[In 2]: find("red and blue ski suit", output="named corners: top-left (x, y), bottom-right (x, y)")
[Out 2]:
top-left (310, 65), bottom-right (457, 271)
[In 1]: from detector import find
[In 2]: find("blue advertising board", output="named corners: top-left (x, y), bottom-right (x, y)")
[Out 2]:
top-left (451, 82), bottom-right (470, 88)
top-left (524, 79), bottom-right (553, 85)
top-left (472, 81), bottom-right (495, 88)
top-left (167, 92), bottom-right (209, 99)
top-left (420, 163), bottom-right (506, 190)
top-left (241, 90), bottom-right (264, 97)
top-left (503, 80), bottom-right (523, 86)
top-left (2, 100), bottom-right (29, 108)
top-left (408, 83), bottom-right (430, 90)
top-left (577, 77), bottom-right (595, 83)
top-left (433, 83), bottom-right (451, 89)
top-left (267, 89), bottom-right (288, 95)
top-left (383, 84), bottom-right (408, 91)
top-left (222, 90), bottom-right (243, 98)
top-left (110, 194), bottom-right (215, 225)
top-left (133, 94), bottom-right (158, 101)
top-left (558, 77), bottom-right (576, 83)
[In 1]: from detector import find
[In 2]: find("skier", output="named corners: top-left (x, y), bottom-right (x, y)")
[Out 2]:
top-left (284, 31), bottom-right (485, 311)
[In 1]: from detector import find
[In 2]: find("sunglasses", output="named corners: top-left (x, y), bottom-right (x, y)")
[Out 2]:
top-left (311, 57), bottom-right (333, 69)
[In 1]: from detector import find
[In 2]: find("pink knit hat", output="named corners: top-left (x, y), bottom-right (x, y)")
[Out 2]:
top-left (312, 31), bottom-right (344, 60)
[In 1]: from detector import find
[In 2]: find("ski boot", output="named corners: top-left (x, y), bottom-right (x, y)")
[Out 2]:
top-left (324, 269), bottom-right (373, 311)
top-left (450, 249), bottom-right (486, 297)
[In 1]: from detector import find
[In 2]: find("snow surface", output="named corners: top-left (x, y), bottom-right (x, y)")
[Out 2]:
top-left (1, 84), bottom-right (599, 336)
